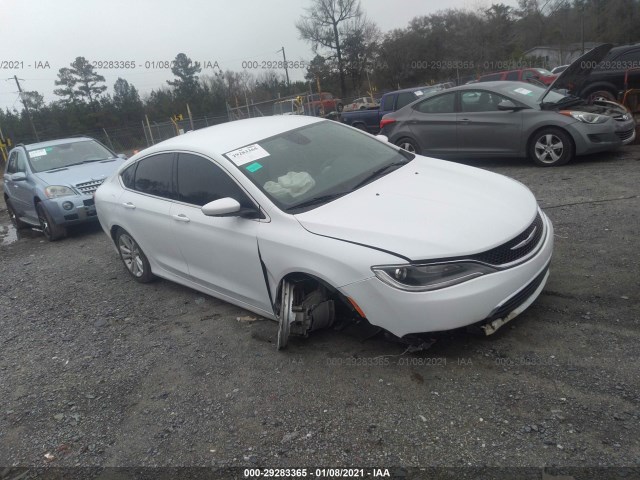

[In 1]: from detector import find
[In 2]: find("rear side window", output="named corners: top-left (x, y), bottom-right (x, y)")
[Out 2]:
top-left (414, 92), bottom-right (456, 114)
top-left (133, 153), bottom-right (174, 199)
top-left (382, 94), bottom-right (396, 111)
top-left (396, 92), bottom-right (418, 110)
top-left (505, 71), bottom-right (519, 80)
top-left (121, 164), bottom-right (136, 189)
top-left (176, 153), bottom-right (252, 207)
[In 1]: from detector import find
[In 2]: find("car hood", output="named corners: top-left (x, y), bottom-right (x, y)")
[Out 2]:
top-left (294, 156), bottom-right (538, 261)
top-left (34, 159), bottom-right (126, 187)
top-left (540, 43), bottom-right (613, 104)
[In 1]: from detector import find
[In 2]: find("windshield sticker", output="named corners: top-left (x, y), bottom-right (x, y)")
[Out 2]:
top-left (246, 162), bottom-right (263, 173)
top-left (514, 87), bottom-right (534, 96)
top-left (414, 90), bottom-right (424, 96)
top-left (29, 149), bottom-right (47, 158)
top-left (226, 144), bottom-right (270, 166)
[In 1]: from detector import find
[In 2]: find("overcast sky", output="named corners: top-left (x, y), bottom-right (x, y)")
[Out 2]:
top-left (1, 0), bottom-right (518, 110)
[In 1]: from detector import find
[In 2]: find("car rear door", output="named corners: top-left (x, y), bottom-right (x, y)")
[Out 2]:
top-left (118, 152), bottom-right (187, 276)
top-left (407, 91), bottom-right (458, 155)
top-left (456, 89), bottom-right (523, 155)
top-left (170, 152), bottom-right (272, 314)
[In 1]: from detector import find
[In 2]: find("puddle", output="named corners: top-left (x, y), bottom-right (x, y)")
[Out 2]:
top-left (1, 222), bottom-right (18, 245)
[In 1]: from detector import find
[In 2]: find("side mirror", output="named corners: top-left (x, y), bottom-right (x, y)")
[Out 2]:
top-left (497, 100), bottom-right (519, 111)
top-left (117, 153), bottom-right (128, 159)
top-left (201, 198), bottom-right (241, 216)
top-left (10, 172), bottom-right (27, 181)
top-left (375, 134), bottom-right (389, 143)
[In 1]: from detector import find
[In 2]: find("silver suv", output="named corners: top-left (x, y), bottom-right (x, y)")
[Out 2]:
top-left (3, 137), bottom-right (127, 241)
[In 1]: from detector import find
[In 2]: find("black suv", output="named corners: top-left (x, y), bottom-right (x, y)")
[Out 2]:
top-left (575, 43), bottom-right (640, 101)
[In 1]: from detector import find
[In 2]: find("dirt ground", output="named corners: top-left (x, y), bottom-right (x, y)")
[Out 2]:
top-left (0, 147), bottom-right (639, 478)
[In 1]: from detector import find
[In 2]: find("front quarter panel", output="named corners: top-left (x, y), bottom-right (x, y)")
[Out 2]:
top-left (257, 213), bottom-right (406, 301)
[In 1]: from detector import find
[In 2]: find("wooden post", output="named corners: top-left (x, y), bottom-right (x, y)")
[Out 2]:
top-left (145, 115), bottom-right (154, 145)
top-left (186, 104), bottom-right (195, 131)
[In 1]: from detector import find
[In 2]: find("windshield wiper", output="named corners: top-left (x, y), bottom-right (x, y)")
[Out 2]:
top-left (44, 167), bottom-right (69, 173)
top-left (287, 192), bottom-right (346, 212)
top-left (351, 160), bottom-right (409, 190)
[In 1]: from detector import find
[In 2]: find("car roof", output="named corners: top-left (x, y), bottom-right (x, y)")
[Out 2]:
top-left (132, 116), bottom-right (324, 160)
top-left (21, 137), bottom-right (94, 150)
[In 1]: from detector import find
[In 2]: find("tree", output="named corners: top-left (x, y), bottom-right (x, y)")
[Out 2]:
top-left (296, 0), bottom-right (363, 97)
top-left (167, 53), bottom-right (202, 99)
top-left (113, 78), bottom-right (142, 110)
top-left (71, 57), bottom-right (107, 104)
top-left (53, 57), bottom-right (107, 105)
top-left (21, 91), bottom-right (45, 112)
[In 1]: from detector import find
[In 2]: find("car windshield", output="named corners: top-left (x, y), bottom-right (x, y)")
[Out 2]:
top-left (27, 140), bottom-right (114, 172)
top-left (227, 121), bottom-right (412, 212)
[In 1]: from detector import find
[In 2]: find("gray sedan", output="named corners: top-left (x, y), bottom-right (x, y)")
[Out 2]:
top-left (379, 81), bottom-right (635, 167)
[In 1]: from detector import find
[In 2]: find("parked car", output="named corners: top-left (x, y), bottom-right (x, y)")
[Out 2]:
top-left (3, 137), bottom-right (127, 240)
top-left (551, 65), bottom-right (569, 74)
top-left (568, 43), bottom-right (640, 101)
top-left (478, 68), bottom-right (557, 86)
top-left (96, 116), bottom-right (553, 349)
top-left (305, 92), bottom-right (343, 116)
top-left (273, 98), bottom-right (305, 116)
top-left (341, 84), bottom-right (451, 133)
top-left (380, 78), bottom-right (635, 167)
top-left (342, 96), bottom-right (379, 112)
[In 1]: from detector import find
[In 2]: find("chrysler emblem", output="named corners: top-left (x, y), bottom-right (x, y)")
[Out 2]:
top-left (511, 226), bottom-right (537, 250)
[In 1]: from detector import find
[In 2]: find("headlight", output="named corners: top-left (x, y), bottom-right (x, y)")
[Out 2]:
top-left (560, 110), bottom-right (608, 124)
top-left (372, 262), bottom-right (497, 292)
top-left (44, 185), bottom-right (76, 198)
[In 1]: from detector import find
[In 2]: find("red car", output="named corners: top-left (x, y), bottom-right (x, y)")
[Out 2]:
top-left (305, 92), bottom-right (343, 116)
top-left (478, 68), bottom-right (557, 86)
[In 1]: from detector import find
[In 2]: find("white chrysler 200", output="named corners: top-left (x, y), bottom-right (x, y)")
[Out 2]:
top-left (95, 116), bottom-right (553, 349)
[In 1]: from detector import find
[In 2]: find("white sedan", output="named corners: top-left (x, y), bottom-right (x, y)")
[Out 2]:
top-left (95, 116), bottom-right (553, 349)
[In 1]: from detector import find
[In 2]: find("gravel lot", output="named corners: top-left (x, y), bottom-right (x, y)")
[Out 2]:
top-left (1, 147), bottom-right (639, 477)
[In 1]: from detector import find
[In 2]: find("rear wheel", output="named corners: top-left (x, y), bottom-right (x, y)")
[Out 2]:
top-left (36, 203), bottom-right (67, 241)
top-left (529, 128), bottom-right (574, 167)
top-left (116, 229), bottom-right (155, 283)
top-left (6, 198), bottom-right (27, 229)
top-left (396, 137), bottom-right (421, 155)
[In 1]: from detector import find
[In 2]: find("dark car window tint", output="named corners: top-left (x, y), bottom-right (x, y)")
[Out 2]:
top-left (15, 151), bottom-right (27, 172)
top-left (505, 71), bottom-right (519, 80)
top-left (6, 152), bottom-right (18, 173)
top-left (177, 153), bottom-right (251, 207)
top-left (616, 50), bottom-right (640, 63)
top-left (414, 93), bottom-right (456, 114)
top-left (396, 92), bottom-right (418, 110)
top-left (121, 164), bottom-right (136, 189)
top-left (382, 94), bottom-right (396, 111)
top-left (461, 91), bottom-right (507, 112)
top-left (134, 153), bottom-right (174, 199)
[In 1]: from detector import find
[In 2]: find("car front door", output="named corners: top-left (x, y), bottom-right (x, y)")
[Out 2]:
top-left (171, 152), bottom-right (271, 314)
top-left (119, 152), bottom-right (187, 276)
top-left (456, 89), bottom-right (523, 155)
top-left (407, 92), bottom-right (458, 155)
top-left (6, 150), bottom-right (38, 221)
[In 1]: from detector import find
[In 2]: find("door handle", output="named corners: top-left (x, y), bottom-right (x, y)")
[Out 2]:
top-left (122, 202), bottom-right (136, 209)
top-left (458, 118), bottom-right (471, 123)
top-left (172, 213), bottom-right (190, 223)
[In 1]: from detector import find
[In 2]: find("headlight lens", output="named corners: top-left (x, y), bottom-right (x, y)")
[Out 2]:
top-left (560, 110), bottom-right (608, 124)
top-left (372, 262), bottom-right (497, 292)
top-left (44, 185), bottom-right (76, 198)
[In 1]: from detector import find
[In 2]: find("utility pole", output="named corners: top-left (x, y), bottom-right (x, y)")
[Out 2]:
top-left (279, 47), bottom-right (290, 89)
top-left (9, 75), bottom-right (39, 142)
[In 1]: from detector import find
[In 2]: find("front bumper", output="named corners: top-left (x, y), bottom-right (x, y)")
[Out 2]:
top-left (339, 211), bottom-right (554, 338)
top-left (42, 195), bottom-right (99, 226)
top-left (569, 119), bottom-right (637, 155)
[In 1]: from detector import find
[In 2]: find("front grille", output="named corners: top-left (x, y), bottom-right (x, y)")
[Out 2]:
top-left (467, 212), bottom-right (544, 266)
top-left (83, 198), bottom-right (95, 207)
top-left (486, 264), bottom-right (549, 321)
top-left (616, 129), bottom-right (635, 141)
top-left (75, 179), bottom-right (105, 195)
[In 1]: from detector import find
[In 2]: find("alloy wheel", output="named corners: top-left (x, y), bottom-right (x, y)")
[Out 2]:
top-left (534, 134), bottom-right (563, 164)
top-left (399, 141), bottom-right (416, 153)
top-left (118, 233), bottom-right (145, 278)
